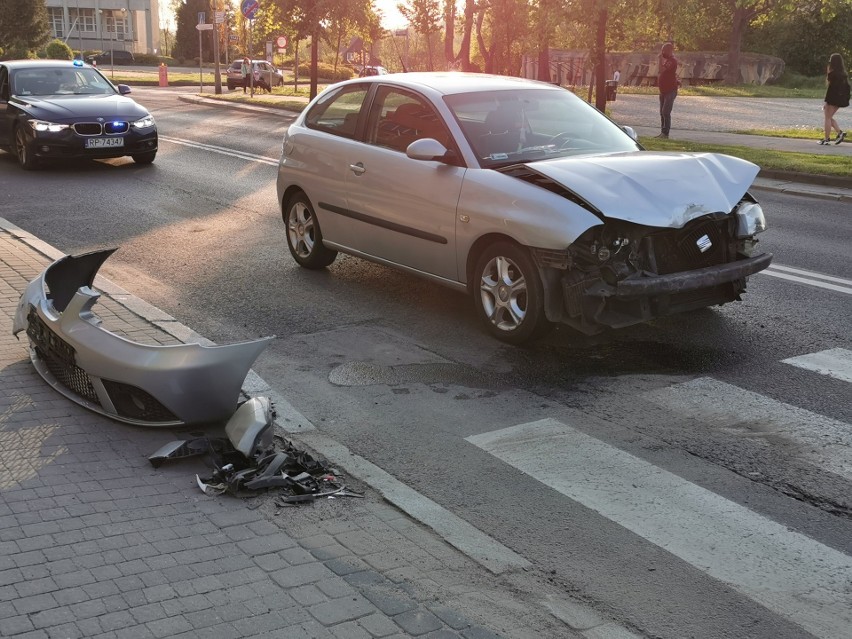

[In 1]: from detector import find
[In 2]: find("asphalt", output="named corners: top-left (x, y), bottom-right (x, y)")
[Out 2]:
top-left (1, 93), bottom-right (850, 639)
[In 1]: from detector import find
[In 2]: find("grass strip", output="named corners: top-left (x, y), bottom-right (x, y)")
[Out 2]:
top-left (640, 137), bottom-right (852, 178)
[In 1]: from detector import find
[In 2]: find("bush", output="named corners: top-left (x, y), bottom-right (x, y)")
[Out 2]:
top-left (133, 53), bottom-right (160, 66)
top-left (770, 70), bottom-right (825, 91)
top-left (296, 62), bottom-right (353, 82)
top-left (44, 39), bottom-right (73, 60)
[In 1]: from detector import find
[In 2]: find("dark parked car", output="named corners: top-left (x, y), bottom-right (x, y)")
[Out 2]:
top-left (0, 59), bottom-right (158, 169)
top-left (85, 50), bottom-right (135, 66)
top-left (225, 59), bottom-right (284, 90)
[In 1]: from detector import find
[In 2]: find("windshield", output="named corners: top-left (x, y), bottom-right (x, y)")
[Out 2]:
top-left (12, 67), bottom-right (116, 97)
top-left (444, 88), bottom-right (640, 168)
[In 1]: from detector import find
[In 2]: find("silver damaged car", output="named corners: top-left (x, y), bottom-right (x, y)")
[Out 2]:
top-left (276, 73), bottom-right (771, 343)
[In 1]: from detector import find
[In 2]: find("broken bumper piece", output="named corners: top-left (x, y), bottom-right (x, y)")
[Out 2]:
top-left (12, 249), bottom-right (274, 427)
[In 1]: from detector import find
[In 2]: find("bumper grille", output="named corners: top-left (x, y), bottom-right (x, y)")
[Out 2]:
top-left (652, 217), bottom-right (730, 274)
top-left (26, 308), bottom-right (179, 423)
top-left (26, 308), bottom-right (100, 406)
top-left (72, 122), bottom-right (129, 135)
top-left (104, 121), bottom-right (129, 134)
top-left (101, 380), bottom-right (178, 423)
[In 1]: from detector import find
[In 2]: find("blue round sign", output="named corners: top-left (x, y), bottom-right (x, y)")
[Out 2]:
top-left (240, 0), bottom-right (259, 20)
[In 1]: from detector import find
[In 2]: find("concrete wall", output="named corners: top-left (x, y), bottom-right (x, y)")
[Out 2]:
top-left (522, 50), bottom-right (786, 86)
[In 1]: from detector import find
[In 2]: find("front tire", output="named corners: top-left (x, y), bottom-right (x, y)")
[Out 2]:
top-left (473, 242), bottom-right (549, 344)
top-left (132, 151), bottom-right (156, 165)
top-left (15, 126), bottom-right (38, 170)
top-left (283, 193), bottom-right (337, 269)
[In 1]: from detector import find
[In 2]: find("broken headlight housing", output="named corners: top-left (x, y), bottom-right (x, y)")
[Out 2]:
top-left (735, 201), bottom-right (767, 238)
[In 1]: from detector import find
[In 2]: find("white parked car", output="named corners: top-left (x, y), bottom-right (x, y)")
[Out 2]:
top-left (276, 73), bottom-right (771, 343)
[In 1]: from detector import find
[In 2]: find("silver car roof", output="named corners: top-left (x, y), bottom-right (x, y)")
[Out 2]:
top-left (340, 72), bottom-right (566, 96)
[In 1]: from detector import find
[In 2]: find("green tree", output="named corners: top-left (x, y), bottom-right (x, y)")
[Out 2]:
top-left (0, 0), bottom-right (51, 59)
top-left (174, 0), bottom-right (214, 61)
top-left (399, 0), bottom-right (442, 70)
top-left (45, 39), bottom-right (73, 60)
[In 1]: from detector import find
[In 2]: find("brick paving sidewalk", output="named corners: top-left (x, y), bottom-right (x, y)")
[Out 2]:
top-left (0, 224), bottom-right (598, 639)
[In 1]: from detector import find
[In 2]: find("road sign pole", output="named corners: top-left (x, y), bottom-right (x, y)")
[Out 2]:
top-left (249, 21), bottom-right (254, 97)
top-left (213, 1), bottom-right (221, 94)
top-left (198, 28), bottom-right (203, 93)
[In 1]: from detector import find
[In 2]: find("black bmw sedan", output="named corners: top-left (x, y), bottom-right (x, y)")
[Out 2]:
top-left (0, 59), bottom-right (157, 170)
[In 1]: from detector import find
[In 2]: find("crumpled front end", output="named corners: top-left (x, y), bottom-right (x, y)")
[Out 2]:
top-left (13, 249), bottom-right (273, 427)
top-left (533, 201), bottom-right (772, 334)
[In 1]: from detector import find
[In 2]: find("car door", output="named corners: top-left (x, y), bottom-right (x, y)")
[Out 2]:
top-left (341, 86), bottom-right (466, 282)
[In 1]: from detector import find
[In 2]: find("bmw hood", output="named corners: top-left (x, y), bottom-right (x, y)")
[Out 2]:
top-left (526, 151), bottom-right (759, 228)
top-left (12, 94), bottom-right (150, 122)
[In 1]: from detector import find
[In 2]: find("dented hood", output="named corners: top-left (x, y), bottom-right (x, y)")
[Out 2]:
top-left (527, 151), bottom-right (759, 228)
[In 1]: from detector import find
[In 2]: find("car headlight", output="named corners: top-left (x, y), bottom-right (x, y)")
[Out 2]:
top-left (28, 120), bottom-right (69, 133)
top-left (131, 115), bottom-right (155, 129)
top-left (735, 201), bottom-right (767, 238)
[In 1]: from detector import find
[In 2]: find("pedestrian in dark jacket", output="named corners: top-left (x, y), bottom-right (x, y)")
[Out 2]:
top-left (820, 53), bottom-right (850, 145)
top-left (656, 42), bottom-right (678, 139)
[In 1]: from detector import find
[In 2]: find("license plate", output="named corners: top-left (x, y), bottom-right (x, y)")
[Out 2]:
top-left (85, 137), bottom-right (124, 149)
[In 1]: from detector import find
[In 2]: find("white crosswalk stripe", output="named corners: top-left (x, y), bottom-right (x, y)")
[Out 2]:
top-left (467, 417), bottom-right (852, 639)
top-left (642, 376), bottom-right (852, 481)
top-left (782, 347), bottom-right (852, 384)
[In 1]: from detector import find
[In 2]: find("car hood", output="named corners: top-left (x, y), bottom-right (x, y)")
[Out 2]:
top-left (525, 151), bottom-right (759, 228)
top-left (11, 94), bottom-right (150, 122)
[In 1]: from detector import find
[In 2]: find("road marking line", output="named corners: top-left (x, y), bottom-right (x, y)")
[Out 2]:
top-left (642, 377), bottom-right (852, 481)
top-left (767, 264), bottom-right (852, 287)
top-left (761, 268), bottom-right (852, 295)
top-left (466, 418), bottom-right (852, 639)
top-left (159, 135), bottom-right (279, 165)
top-left (782, 348), bottom-right (852, 384)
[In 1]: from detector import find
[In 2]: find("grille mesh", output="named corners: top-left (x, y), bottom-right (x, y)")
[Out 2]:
top-left (73, 123), bottom-right (102, 135)
top-left (101, 379), bottom-right (178, 423)
top-left (26, 309), bottom-right (100, 405)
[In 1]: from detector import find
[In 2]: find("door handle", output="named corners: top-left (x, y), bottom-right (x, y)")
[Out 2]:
top-left (349, 162), bottom-right (366, 175)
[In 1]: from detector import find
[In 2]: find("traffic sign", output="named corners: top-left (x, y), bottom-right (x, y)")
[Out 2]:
top-left (275, 35), bottom-right (287, 48)
top-left (214, 11), bottom-right (225, 23)
top-left (228, 34), bottom-right (238, 42)
top-left (197, 12), bottom-right (205, 24)
top-left (240, 0), bottom-right (259, 20)
top-left (195, 23), bottom-right (213, 30)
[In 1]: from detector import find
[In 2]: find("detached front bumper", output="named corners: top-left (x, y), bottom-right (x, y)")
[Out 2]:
top-left (13, 249), bottom-right (272, 427)
top-left (588, 252), bottom-right (773, 298)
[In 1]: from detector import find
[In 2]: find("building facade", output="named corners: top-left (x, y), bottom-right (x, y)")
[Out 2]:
top-left (45, 0), bottom-right (160, 56)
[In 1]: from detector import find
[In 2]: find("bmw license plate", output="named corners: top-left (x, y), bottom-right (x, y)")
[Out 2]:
top-left (85, 137), bottom-right (124, 149)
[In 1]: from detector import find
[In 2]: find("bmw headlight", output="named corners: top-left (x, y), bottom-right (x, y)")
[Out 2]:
top-left (735, 201), bottom-right (767, 238)
top-left (28, 120), bottom-right (69, 133)
top-left (131, 115), bottom-right (155, 129)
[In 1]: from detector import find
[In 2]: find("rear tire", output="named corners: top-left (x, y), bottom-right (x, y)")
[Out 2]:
top-left (14, 126), bottom-right (38, 170)
top-left (132, 152), bottom-right (156, 165)
top-left (473, 241), bottom-right (549, 344)
top-left (283, 193), bottom-right (337, 269)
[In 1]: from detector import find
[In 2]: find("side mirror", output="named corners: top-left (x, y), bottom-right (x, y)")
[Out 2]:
top-left (117, 84), bottom-right (131, 95)
top-left (406, 138), bottom-right (449, 162)
top-left (622, 125), bottom-right (638, 141)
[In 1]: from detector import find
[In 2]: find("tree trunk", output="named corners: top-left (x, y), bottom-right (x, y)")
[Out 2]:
top-left (456, 0), bottom-right (476, 71)
top-left (594, 8), bottom-right (608, 112)
top-left (725, 7), bottom-right (752, 84)
top-left (443, 0), bottom-right (455, 69)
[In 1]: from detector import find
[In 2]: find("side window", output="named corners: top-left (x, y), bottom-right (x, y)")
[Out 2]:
top-left (305, 84), bottom-right (368, 140)
top-left (0, 68), bottom-right (8, 101)
top-left (367, 87), bottom-right (452, 153)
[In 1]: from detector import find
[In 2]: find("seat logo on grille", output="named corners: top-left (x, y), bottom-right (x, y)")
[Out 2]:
top-left (696, 234), bottom-right (712, 253)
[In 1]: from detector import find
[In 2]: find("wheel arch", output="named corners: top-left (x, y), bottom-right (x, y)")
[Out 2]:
top-left (466, 232), bottom-right (567, 326)
top-left (280, 185), bottom-right (308, 218)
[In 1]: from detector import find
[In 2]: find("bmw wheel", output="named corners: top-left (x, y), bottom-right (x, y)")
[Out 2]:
top-left (283, 192), bottom-right (337, 269)
top-left (14, 126), bottom-right (38, 170)
top-left (473, 241), bottom-right (549, 344)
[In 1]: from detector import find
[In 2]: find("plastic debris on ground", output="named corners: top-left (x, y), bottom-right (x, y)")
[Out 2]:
top-left (148, 397), bottom-right (364, 505)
